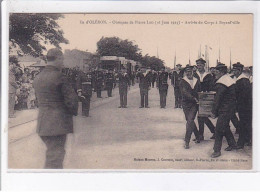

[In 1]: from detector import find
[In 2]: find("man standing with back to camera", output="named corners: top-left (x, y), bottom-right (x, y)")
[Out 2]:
top-left (33, 48), bottom-right (78, 169)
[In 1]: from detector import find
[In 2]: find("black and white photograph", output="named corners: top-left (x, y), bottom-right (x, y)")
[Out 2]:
top-left (5, 13), bottom-right (253, 170)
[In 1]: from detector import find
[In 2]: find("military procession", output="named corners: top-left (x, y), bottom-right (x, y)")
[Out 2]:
top-left (7, 46), bottom-right (253, 169)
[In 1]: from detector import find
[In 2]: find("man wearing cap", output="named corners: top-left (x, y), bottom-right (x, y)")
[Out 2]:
top-left (194, 58), bottom-right (215, 140)
top-left (33, 48), bottom-right (78, 168)
top-left (211, 63), bottom-right (237, 158)
top-left (104, 69), bottom-right (115, 97)
top-left (76, 68), bottom-right (93, 117)
top-left (171, 64), bottom-right (184, 108)
top-left (232, 62), bottom-right (252, 148)
top-left (95, 68), bottom-right (104, 98)
top-left (136, 66), bottom-right (152, 108)
top-left (157, 66), bottom-right (169, 108)
top-left (179, 65), bottom-right (201, 149)
top-left (117, 67), bottom-right (131, 108)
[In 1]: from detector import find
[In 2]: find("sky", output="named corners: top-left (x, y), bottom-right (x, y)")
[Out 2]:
top-left (57, 14), bottom-right (253, 68)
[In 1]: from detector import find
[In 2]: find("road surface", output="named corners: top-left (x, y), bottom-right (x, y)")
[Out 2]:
top-left (8, 84), bottom-right (252, 170)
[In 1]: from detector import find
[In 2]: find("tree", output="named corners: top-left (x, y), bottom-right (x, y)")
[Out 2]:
top-left (96, 37), bottom-right (142, 61)
top-left (141, 54), bottom-right (164, 70)
top-left (9, 13), bottom-right (68, 57)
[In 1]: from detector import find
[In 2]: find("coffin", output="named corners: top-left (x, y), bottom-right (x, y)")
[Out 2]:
top-left (198, 91), bottom-right (216, 117)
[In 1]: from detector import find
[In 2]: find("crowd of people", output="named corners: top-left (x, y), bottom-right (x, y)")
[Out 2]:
top-left (9, 48), bottom-right (253, 168)
top-left (9, 65), bottom-right (40, 117)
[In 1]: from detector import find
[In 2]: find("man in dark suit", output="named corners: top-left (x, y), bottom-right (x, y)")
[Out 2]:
top-left (211, 63), bottom-right (237, 158)
top-left (76, 69), bottom-right (93, 117)
top-left (117, 67), bottom-right (130, 108)
top-left (95, 68), bottom-right (104, 98)
top-left (171, 64), bottom-right (184, 108)
top-left (157, 66), bottom-right (169, 108)
top-left (33, 48), bottom-right (78, 168)
top-left (104, 69), bottom-right (115, 97)
top-left (151, 70), bottom-right (158, 88)
top-left (136, 66), bottom-right (152, 108)
top-left (194, 58), bottom-right (215, 140)
top-left (232, 62), bottom-right (252, 148)
top-left (180, 65), bottom-right (201, 149)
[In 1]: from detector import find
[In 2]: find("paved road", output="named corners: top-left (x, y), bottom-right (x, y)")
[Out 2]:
top-left (8, 84), bottom-right (252, 170)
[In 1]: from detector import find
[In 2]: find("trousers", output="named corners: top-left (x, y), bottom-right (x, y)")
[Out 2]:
top-left (213, 112), bottom-right (236, 152)
top-left (237, 110), bottom-right (252, 146)
top-left (174, 87), bottom-right (182, 107)
top-left (198, 116), bottom-right (215, 136)
top-left (81, 95), bottom-right (91, 116)
top-left (119, 88), bottom-right (128, 107)
top-left (96, 86), bottom-right (102, 98)
top-left (159, 89), bottom-right (167, 108)
top-left (40, 134), bottom-right (67, 169)
top-left (140, 88), bottom-right (149, 107)
top-left (183, 104), bottom-right (200, 143)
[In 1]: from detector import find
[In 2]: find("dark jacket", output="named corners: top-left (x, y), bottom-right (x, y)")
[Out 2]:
top-left (33, 65), bottom-right (78, 136)
top-left (76, 71), bottom-right (93, 97)
top-left (117, 73), bottom-right (130, 90)
top-left (105, 72), bottom-right (115, 88)
top-left (136, 72), bottom-right (152, 89)
top-left (171, 70), bottom-right (184, 87)
top-left (157, 71), bottom-right (169, 90)
top-left (235, 74), bottom-right (252, 112)
top-left (212, 74), bottom-right (236, 116)
top-left (180, 76), bottom-right (201, 108)
top-left (194, 72), bottom-right (214, 92)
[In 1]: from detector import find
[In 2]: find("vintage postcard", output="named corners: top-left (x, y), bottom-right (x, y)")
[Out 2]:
top-left (6, 13), bottom-right (253, 170)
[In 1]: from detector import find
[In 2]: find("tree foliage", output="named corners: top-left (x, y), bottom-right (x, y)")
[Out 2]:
top-left (96, 36), bottom-right (164, 69)
top-left (96, 37), bottom-right (142, 61)
top-left (9, 13), bottom-right (68, 57)
top-left (141, 54), bottom-right (164, 71)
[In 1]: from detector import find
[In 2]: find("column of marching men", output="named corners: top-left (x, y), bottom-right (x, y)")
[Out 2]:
top-left (67, 58), bottom-right (253, 159)
top-left (32, 49), bottom-right (253, 169)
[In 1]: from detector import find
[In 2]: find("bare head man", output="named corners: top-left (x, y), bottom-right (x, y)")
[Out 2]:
top-left (46, 48), bottom-right (64, 69)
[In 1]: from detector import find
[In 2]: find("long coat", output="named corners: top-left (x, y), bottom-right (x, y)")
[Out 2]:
top-left (117, 73), bottom-right (131, 91)
top-left (33, 65), bottom-right (78, 136)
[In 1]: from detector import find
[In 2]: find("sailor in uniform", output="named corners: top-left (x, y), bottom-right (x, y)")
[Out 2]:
top-left (157, 66), bottom-right (169, 108)
top-left (77, 69), bottom-right (93, 117)
top-left (232, 62), bottom-right (252, 148)
top-left (194, 58), bottom-right (215, 140)
top-left (179, 65), bottom-right (201, 149)
top-left (211, 63), bottom-right (237, 158)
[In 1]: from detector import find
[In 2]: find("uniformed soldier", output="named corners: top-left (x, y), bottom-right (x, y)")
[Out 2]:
top-left (136, 66), bottom-right (152, 108)
top-left (232, 62), bottom-right (252, 148)
top-left (211, 63), bottom-right (237, 158)
top-left (95, 68), bottom-right (104, 98)
top-left (33, 48), bottom-right (78, 168)
top-left (151, 70), bottom-right (158, 88)
top-left (180, 65), bottom-right (201, 149)
top-left (117, 67), bottom-right (131, 108)
top-left (76, 69), bottom-right (93, 117)
top-left (105, 69), bottom-right (115, 97)
top-left (157, 66), bottom-right (169, 108)
top-left (194, 58), bottom-right (215, 140)
top-left (171, 64), bottom-right (184, 108)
